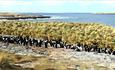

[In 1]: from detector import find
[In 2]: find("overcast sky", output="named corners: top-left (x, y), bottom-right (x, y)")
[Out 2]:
top-left (0, 0), bottom-right (115, 13)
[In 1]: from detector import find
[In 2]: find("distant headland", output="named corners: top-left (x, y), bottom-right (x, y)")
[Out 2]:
top-left (0, 12), bottom-right (50, 20)
top-left (93, 13), bottom-right (115, 15)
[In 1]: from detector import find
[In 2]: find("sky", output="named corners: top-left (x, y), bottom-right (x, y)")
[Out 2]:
top-left (0, 0), bottom-right (115, 13)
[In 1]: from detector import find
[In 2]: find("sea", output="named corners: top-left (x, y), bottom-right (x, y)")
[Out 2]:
top-left (22, 13), bottom-right (115, 27)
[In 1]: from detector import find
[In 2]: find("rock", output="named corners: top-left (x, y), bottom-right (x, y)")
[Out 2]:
top-left (38, 51), bottom-right (48, 55)
top-left (88, 66), bottom-right (95, 70)
top-left (75, 65), bottom-right (80, 70)
top-left (67, 65), bottom-right (80, 70)
top-left (45, 68), bottom-right (57, 70)
top-left (1, 46), bottom-right (7, 49)
top-left (14, 61), bottom-right (39, 69)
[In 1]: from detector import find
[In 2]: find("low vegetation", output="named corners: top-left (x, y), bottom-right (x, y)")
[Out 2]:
top-left (0, 21), bottom-right (115, 50)
top-left (0, 50), bottom-right (38, 70)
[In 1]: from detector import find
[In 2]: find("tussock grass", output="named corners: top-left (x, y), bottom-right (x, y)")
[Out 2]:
top-left (0, 51), bottom-right (9, 64)
top-left (0, 50), bottom-right (38, 70)
top-left (0, 21), bottom-right (115, 49)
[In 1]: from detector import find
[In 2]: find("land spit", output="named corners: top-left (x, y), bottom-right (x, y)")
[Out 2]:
top-left (0, 16), bottom-right (51, 20)
top-left (0, 12), bottom-right (50, 20)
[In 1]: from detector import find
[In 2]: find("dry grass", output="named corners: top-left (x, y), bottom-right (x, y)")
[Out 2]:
top-left (0, 51), bottom-right (14, 64)
top-left (0, 48), bottom-right (113, 70)
top-left (0, 50), bottom-right (37, 64)
top-left (0, 50), bottom-right (38, 70)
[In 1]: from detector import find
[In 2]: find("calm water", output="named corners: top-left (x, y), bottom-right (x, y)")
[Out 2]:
top-left (23, 13), bottom-right (115, 27)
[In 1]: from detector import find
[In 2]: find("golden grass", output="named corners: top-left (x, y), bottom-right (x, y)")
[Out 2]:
top-left (0, 50), bottom-right (37, 64)
top-left (0, 51), bottom-right (81, 70)
top-left (0, 21), bottom-right (115, 49)
top-left (0, 51), bottom-right (9, 64)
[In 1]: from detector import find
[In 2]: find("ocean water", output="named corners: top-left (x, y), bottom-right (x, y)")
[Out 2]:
top-left (23, 13), bottom-right (115, 27)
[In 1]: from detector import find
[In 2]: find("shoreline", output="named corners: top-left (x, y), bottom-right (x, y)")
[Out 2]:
top-left (0, 16), bottom-right (51, 20)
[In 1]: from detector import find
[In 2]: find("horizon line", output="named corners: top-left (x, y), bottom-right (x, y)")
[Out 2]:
top-left (0, 12), bottom-right (115, 14)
